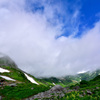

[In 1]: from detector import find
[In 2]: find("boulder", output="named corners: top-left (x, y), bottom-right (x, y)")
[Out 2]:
top-left (96, 87), bottom-right (99, 89)
top-left (73, 86), bottom-right (80, 90)
top-left (86, 90), bottom-right (92, 95)
top-left (8, 83), bottom-right (17, 87)
top-left (50, 85), bottom-right (64, 91)
top-left (0, 96), bottom-right (2, 100)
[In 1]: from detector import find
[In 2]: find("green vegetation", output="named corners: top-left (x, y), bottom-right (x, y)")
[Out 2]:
top-left (60, 76), bottom-right (100, 100)
top-left (1, 65), bottom-right (100, 100)
top-left (0, 66), bottom-right (51, 100)
top-left (0, 56), bottom-right (100, 100)
top-left (44, 75), bottom-right (100, 100)
top-left (38, 76), bottom-right (79, 87)
top-left (0, 83), bottom-right (50, 100)
top-left (0, 66), bottom-right (28, 82)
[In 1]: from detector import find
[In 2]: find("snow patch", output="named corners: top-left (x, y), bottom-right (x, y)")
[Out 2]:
top-left (53, 83), bottom-right (55, 85)
top-left (77, 70), bottom-right (87, 74)
top-left (24, 73), bottom-right (39, 85)
top-left (0, 75), bottom-right (16, 81)
top-left (0, 67), bottom-right (10, 73)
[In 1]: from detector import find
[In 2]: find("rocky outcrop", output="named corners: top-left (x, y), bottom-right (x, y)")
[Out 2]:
top-left (73, 86), bottom-right (80, 90)
top-left (24, 85), bottom-right (68, 100)
top-left (8, 83), bottom-right (17, 87)
top-left (0, 96), bottom-right (2, 100)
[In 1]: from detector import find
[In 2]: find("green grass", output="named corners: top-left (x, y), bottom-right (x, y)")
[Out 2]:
top-left (1, 65), bottom-right (100, 100)
top-left (0, 65), bottom-right (51, 100)
top-left (0, 83), bottom-right (50, 100)
top-left (37, 75), bottom-right (100, 100)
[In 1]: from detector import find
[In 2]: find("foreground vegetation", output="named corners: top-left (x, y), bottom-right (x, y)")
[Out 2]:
top-left (0, 66), bottom-right (51, 100)
top-left (0, 56), bottom-right (100, 100)
top-left (42, 75), bottom-right (100, 100)
top-left (0, 83), bottom-right (50, 100)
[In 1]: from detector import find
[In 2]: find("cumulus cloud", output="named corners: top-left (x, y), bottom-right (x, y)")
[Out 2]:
top-left (0, 0), bottom-right (100, 77)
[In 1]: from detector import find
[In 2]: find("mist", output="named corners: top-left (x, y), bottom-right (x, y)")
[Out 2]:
top-left (0, 0), bottom-right (100, 77)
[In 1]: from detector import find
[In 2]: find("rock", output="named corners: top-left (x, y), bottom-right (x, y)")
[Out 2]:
top-left (9, 83), bottom-right (17, 87)
top-left (73, 86), bottom-right (80, 90)
top-left (0, 96), bottom-right (2, 100)
top-left (96, 87), bottom-right (99, 89)
top-left (24, 85), bottom-right (65, 100)
top-left (0, 79), bottom-right (5, 82)
top-left (86, 90), bottom-right (92, 95)
top-left (25, 85), bottom-right (71, 100)
top-left (83, 92), bottom-right (86, 96)
top-left (65, 87), bottom-right (70, 89)
top-left (79, 95), bottom-right (83, 97)
top-left (31, 87), bottom-right (34, 90)
top-left (50, 85), bottom-right (64, 91)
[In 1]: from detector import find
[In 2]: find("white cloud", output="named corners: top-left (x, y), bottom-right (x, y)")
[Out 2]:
top-left (0, 0), bottom-right (100, 77)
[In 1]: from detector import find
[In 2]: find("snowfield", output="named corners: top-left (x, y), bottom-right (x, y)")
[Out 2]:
top-left (0, 75), bottom-right (16, 81)
top-left (24, 73), bottom-right (39, 85)
top-left (0, 67), bottom-right (10, 73)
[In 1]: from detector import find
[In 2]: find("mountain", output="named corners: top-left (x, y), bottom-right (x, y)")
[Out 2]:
top-left (0, 53), bottom-right (18, 69)
top-left (38, 69), bottom-right (100, 87)
top-left (0, 54), bottom-right (51, 100)
top-left (77, 69), bottom-right (100, 81)
top-left (25, 75), bottom-right (100, 100)
top-left (38, 75), bottom-right (80, 87)
top-left (0, 53), bottom-right (100, 100)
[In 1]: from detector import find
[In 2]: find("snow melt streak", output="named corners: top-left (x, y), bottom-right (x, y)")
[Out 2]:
top-left (0, 67), bottom-right (10, 73)
top-left (0, 75), bottom-right (16, 81)
top-left (24, 73), bottom-right (39, 85)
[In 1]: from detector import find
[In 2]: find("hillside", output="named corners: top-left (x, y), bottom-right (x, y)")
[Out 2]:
top-left (60, 75), bottom-right (100, 100)
top-left (0, 53), bottom-right (18, 69)
top-left (26, 75), bottom-right (100, 100)
top-left (0, 54), bottom-right (100, 100)
top-left (38, 69), bottom-right (100, 88)
top-left (0, 54), bottom-right (51, 100)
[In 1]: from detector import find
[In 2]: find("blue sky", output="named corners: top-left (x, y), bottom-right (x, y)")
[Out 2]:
top-left (78, 0), bottom-right (100, 36)
top-left (0, 0), bottom-right (100, 77)
top-left (25, 0), bottom-right (100, 38)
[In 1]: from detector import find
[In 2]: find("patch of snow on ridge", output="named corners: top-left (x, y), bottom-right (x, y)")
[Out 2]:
top-left (24, 73), bottom-right (39, 85)
top-left (53, 83), bottom-right (56, 85)
top-left (0, 75), bottom-right (16, 81)
top-left (77, 70), bottom-right (87, 74)
top-left (0, 67), bottom-right (10, 73)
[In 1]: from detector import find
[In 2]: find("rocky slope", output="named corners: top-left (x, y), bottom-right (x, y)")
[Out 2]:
top-left (0, 53), bottom-right (51, 100)
top-left (25, 75), bottom-right (100, 100)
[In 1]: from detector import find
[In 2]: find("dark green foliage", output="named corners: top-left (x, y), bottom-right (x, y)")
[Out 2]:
top-left (40, 75), bottom-right (100, 100)
top-left (0, 83), bottom-right (50, 100)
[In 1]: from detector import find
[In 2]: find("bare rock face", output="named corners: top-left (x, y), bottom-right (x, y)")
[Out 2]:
top-left (50, 85), bottom-right (64, 91)
top-left (24, 85), bottom-right (65, 100)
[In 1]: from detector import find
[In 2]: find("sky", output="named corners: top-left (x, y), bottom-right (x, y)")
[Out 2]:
top-left (0, 0), bottom-right (100, 77)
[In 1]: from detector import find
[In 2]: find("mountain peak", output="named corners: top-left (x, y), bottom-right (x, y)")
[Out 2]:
top-left (0, 53), bottom-right (18, 68)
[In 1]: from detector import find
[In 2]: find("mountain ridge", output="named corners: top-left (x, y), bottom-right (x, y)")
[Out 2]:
top-left (0, 54), bottom-right (100, 99)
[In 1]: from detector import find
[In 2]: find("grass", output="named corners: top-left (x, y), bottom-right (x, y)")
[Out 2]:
top-left (0, 65), bottom-right (51, 100)
top-left (1, 65), bottom-right (100, 100)
top-left (0, 83), bottom-right (50, 100)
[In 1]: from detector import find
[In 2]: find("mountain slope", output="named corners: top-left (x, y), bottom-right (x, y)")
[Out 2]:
top-left (0, 53), bottom-right (18, 69)
top-left (0, 53), bottom-right (100, 100)
top-left (0, 54), bottom-right (51, 100)
top-left (38, 69), bottom-right (100, 88)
